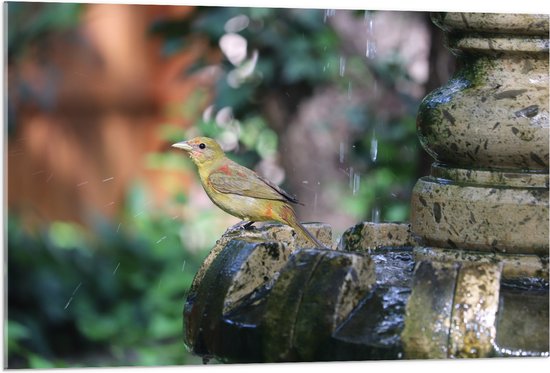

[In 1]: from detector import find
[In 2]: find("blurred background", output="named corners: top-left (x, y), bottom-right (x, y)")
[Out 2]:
top-left (5, 2), bottom-right (453, 368)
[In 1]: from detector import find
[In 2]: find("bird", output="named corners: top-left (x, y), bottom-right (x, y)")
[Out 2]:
top-left (172, 136), bottom-right (326, 249)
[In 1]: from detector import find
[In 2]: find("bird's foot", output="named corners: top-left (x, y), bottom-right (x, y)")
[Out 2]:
top-left (225, 221), bottom-right (256, 235)
top-left (242, 221), bottom-right (256, 230)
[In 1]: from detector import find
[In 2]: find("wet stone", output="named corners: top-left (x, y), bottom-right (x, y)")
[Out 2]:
top-left (493, 278), bottom-right (549, 357)
top-left (293, 250), bottom-right (375, 361)
top-left (184, 239), bottom-right (290, 360)
top-left (401, 260), bottom-right (459, 359)
top-left (217, 295), bottom-right (270, 363)
top-left (329, 247), bottom-right (415, 360)
top-left (262, 249), bottom-right (375, 362)
top-left (449, 262), bottom-right (503, 358)
top-left (338, 222), bottom-right (416, 252)
top-left (411, 176), bottom-right (549, 254)
top-left (414, 246), bottom-right (549, 282)
top-left (261, 249), bottom-right (325, 362)
top-left (260, 222), bottom-right (333, 250)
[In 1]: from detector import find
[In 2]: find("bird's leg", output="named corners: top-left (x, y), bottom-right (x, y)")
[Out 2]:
top-left (242, 221), bottom-right (256, 230)
top-left (225, 220), bottom-right (255, 235)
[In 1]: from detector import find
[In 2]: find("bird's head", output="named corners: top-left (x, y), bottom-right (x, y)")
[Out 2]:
top-left (172, 137), bottom-right (225, 166)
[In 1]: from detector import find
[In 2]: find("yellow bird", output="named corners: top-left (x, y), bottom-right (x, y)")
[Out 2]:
top-left (172, 136), bottom-right (325, 249)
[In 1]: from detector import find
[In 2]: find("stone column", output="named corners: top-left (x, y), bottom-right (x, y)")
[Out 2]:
top-left (411, 13), bottom-right (549, 254)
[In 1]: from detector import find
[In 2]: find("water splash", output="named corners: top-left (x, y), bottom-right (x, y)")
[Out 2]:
top-left (353, 173), bottom-right (361, 195)
top-left (364, 11), bottom-right (376, 59)
top-left (370, 130), bottom-right (378, 163)
top-left (339, 56), bottom-right (346, 77)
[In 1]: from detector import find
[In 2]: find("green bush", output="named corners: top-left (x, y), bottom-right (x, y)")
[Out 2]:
top-left (7, 185), bottom-right (207, 367)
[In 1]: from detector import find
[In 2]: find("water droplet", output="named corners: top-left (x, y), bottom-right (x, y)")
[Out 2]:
top-left (370, 131), bottom-right (378, 163)
top-left (64, 282), bottom-right (82, 310)
top-left (46, 173), bottom-right (54, 183)
top-left (112, 262), bottom-right (121, 275)
top-left (372, 206), bottom-right (380, 223)
top-left (366, 40), bottom-right (376, 59)
top-left (102, 176), bottom-right (114, 182)
top-left (365, 11), bottom-right (376, 59)
top-left (116, 223), bottom-right (122, 233)
top-left (313, 192), bottom-right (318, 212)
top-left (64, 297), bottom-right (73, 310)
top-left (76, 181), bottom-right (88, 187)
top-left (323, 9), bottom-right (335, 22)
top-left (181, 260), bottom-right (187, 272)
top-left (349, 167), bottom-right (354, 189)
top-left (339, 142), bottom-right (345, 163)
top-left (72, 282), bottom-right (82, 295)
top-left (339, 56), bottom-right (346, 77)
top-left (353, 173), bottom-right (361, 195)
top-left (156, 236), bottom-right (167, 244)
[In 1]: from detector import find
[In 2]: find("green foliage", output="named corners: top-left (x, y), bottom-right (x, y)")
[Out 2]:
top-left (7, 186), bottom-right (206, 368)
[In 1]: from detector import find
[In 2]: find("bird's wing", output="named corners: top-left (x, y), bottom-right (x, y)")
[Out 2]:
top-left (207, 160), bottom-right (302, 204)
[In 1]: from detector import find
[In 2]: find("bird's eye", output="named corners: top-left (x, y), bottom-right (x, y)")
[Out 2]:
top-left (199, 143), bottom-right (206, 149)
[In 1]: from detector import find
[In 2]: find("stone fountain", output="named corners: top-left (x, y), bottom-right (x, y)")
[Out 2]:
top-left (182, 12), bottom-right (549, 362)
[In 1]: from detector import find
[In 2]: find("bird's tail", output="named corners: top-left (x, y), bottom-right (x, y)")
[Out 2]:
top-left (281, 205), bottom-right (326, 250)
top-left (291, 220), bottom-right (327, 250)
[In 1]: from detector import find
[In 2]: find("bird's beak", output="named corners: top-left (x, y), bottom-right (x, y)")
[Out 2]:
top-left (172, 141), bottom-right (193, 152)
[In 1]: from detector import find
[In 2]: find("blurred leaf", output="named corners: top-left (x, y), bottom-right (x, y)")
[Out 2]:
top-left (256, 128), bottom-right (278, 159)
top-left (48, 221), bottom-right (87, 249)
top-left (28, 354), bottom-right (57, 369)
